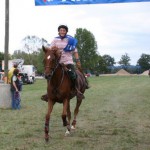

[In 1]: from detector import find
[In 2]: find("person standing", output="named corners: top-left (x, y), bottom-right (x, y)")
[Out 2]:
top-left (8, 63), bottom-right (18, 83)
top-left (10, 68), bottom-right (22, 109)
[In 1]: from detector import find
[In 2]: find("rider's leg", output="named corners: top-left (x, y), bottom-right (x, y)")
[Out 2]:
top-left (66, 64), bottom-right (85, 99)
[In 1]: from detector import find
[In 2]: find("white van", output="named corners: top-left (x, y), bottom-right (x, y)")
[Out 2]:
top-left (22, 65), bottom-right (36, 84)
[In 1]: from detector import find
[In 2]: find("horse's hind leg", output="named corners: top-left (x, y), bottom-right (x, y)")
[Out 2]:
top-left (62, 99), bottom-right (71, 136)
top-left (62, 99), bottom-right (68, 126)
top-left (71, 98), bottom-right (82, 130)
top-left (65, 100), bottom-right (72, 136)
top-left (45, 100), bottom-right (54, 142)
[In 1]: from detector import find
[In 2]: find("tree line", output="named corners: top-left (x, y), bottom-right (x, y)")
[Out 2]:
top-left (0, 28), bottom-right (150, 74)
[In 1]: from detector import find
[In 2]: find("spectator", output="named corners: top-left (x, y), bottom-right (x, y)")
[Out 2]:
top-left (8, 63), bottom-right (18, 83)
top-left (10, 68), bottom-right (22, 110)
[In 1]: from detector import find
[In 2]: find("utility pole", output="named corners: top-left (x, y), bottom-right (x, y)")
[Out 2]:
top-left (4, 0), bottom-right (9, 83)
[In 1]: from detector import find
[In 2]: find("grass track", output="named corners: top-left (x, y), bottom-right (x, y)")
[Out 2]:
top-left (0, 76), bottom-right (150, 150)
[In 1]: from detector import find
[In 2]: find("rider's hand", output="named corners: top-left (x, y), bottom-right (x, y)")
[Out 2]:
top-left (76, 60), bottom-right (82, 71)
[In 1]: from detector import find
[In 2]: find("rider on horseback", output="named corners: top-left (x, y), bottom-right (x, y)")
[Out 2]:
top-left (41, 25), bottom-right (89, 101)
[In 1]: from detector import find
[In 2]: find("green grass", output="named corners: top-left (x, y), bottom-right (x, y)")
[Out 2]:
top-left (0, 76), bottom-right (150, 150)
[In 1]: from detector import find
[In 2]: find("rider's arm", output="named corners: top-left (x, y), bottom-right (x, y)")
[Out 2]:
top-left (74, 51), bottom-right (80, 62)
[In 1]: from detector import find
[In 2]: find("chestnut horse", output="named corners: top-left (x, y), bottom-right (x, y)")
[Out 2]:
top-left (42, 46), bottom-right (87, 141)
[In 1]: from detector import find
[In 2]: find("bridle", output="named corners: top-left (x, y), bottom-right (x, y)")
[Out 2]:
top-left (45, 52), bottom-right (65, 89)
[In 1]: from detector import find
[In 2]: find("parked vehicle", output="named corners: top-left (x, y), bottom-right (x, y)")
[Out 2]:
top-left (22, 65), bottom-right (36, 84)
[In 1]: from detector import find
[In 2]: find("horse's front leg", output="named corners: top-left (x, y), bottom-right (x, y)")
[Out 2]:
top-left (45, 99), bottom-right (55, 142)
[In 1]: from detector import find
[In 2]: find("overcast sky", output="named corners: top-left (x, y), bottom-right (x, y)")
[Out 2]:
top-left (0, 0), bottom-right (150, 65)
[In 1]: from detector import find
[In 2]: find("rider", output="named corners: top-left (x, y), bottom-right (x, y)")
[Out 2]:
top-left (41, 25), bottom-right (88, 101)
top-left (51, 25), bottom-right (81, 87)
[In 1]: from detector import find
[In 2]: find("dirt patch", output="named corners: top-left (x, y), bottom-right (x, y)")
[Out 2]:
top-left (141, 70), bottom-right (149, 75)
top-left (115, 69), bottom-right (130, 75)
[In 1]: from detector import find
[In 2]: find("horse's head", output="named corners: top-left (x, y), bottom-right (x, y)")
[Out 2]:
top-left (42, 46), bottom-right (61, 80)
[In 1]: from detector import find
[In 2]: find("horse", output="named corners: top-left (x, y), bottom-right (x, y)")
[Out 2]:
top-left (42, 46), bottom-right (88, 141)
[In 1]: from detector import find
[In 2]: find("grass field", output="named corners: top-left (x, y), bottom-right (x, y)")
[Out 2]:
top-left (0, 76), bottom-right (150, 150)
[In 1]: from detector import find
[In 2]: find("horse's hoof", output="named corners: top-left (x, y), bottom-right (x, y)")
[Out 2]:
top-left (65, 130), bottom-right (70, 136)
top-left (45, 138), bottom-right (49, 142)
top-left (63, 122), bottom-right (67, 126)
top-left (71, 125), bottom-right (76, 130)
top-left (45, 135), bottom-right (49, 142)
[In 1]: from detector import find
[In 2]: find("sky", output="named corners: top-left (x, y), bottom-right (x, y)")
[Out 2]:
top-left (0, 0), bottom-right (150, 65)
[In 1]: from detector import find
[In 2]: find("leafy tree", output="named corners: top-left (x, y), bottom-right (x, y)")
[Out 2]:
top-left (21, 35), bottom-right (48, 54)
top-left (0, 52), bottom-right (4, 62)
top-left (0, 52), bottom-right (12, 71)
top-left (102, 54), bottom-right (116, 66)
top-left (12, 49), bottom-right (45, 74)
top-left (137, 53), bottom-right (150, 72)
top-left (118, 53), bottom-right (131, 66)
top-left (20, 35), bottom-right (48, 65)
top-left (12, 50), bottom-right (31, 64)
top-left (95, 55), bottom-right (107, 74)
top-left (74, 28), bottom-right (98, 73)
top-left (12, 50), bottom-right (38, 67)
top-left (36, 49), bottom-right (44, 74)
top-left (12, 36), bottom-right (49, 74)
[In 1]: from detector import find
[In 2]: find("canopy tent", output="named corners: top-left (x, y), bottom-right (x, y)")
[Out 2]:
top-left (35, 0), bottom-right (150, 6)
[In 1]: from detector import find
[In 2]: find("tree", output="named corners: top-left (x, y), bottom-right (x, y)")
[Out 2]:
top-left (12, 50), bottom-right (30, 64)
top-left (95, 55), bottom-right (108, 74)
top-left (36, 49), bottom-right (44, 74)
top-left (102, 54), bottom-right (116, 66)
top-left (118, 53), bottom-right (131, 66)
top-left (12, 49), bottom-right (45, 74)
top-left (11, 36), bottom-right (49, 74)
top-left (137, 53), bottom-right (150, 72)
top-left (74, 28), bottom-right (98, 73)
top-left (0, 52), bottom-right (4, 62)
top-left (21, 35), bottom-right (48, 54)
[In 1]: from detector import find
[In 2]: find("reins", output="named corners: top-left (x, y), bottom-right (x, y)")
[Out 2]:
top-left (47, 53), bottom-right (65, 90)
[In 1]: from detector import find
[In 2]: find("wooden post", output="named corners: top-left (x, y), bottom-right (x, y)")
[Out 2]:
top-left (4, 0), bottom-right (9, 83)
top-left (0, 0), bottom-right (11, 109)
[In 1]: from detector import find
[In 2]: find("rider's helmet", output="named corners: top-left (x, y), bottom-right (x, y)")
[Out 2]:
top-left (58, 25), bottom-right (68, 33)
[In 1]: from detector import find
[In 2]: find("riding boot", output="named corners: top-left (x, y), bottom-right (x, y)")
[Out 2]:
top-left (66, 64), bottom-right (85, 99)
